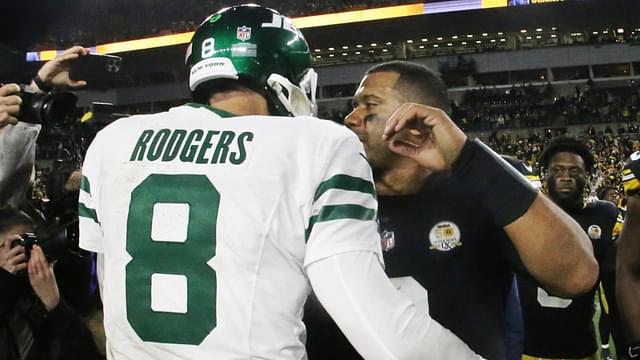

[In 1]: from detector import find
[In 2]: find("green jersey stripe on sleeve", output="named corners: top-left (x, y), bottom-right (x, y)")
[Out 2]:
top-left (80, 175), bottom-right (91, 195)
top-left (79, 202), bottom-right (99, 224)
top-left (313, 174), bottom-right (376, 202)
top-left (305, 204), bottom-right (376, 241)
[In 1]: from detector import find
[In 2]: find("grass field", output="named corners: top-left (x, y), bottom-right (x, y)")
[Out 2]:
top-left (594, 295), bottom-right (618, 360)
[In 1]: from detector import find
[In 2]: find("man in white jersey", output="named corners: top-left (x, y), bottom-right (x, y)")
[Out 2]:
top-left (79, 5), bottom-right (483, 359)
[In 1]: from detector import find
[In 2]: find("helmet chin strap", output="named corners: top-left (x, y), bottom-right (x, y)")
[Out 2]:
top-left (266, 71), bottom-right (317, 117)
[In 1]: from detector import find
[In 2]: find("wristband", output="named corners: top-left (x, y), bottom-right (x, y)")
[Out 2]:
top-left (629, 341), bottom-right (640, 358)
top-left (452, 138), bottom-right (538, 227)
top-left (33, 75), bottom-right (52, 93)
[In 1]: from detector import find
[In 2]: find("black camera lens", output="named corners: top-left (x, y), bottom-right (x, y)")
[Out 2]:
top-left (18, 85), bottom-right (78, 125)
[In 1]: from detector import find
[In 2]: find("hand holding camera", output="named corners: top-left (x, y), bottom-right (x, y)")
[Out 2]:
top-left (28, 244), bottom-right (60, 311)
top-left (0, 83), bottom-right (21, 128)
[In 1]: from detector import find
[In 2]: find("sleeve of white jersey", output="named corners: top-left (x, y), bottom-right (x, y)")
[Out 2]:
top-left (303, 133), bottom-right (382, 268)
top-left (78, 134), bottom-right (105, 254)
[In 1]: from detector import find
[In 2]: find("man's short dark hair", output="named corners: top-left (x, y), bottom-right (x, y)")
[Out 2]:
top-left (538, 136), bottom-right (595, 172)
top-left (365, 61), bottom-right (451, 115)
top-left (0, 204), bottom-right (34, 234)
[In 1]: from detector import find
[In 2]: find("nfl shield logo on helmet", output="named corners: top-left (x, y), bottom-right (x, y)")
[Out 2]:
top-left (237, 26), bottom-right (252, 41)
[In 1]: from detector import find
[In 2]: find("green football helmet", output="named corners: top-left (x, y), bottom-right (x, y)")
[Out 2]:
top-left (185, 4), bottom-right (317, 117)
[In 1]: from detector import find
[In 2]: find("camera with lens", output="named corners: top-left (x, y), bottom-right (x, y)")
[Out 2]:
top-left (10, 232), bottom-right (38, 259)
top-left (10, 227), bottom-right (71, 263)
top-left (18, 84), bottom-right (78, 125)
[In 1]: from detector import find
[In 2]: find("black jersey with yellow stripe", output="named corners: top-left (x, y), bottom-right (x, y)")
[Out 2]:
top-left (304, 172), bottom-right (525, 360)
top-left (517, 200), bottom-right (618, 359)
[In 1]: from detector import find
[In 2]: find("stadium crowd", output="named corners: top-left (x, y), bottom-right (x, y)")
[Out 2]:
top-left (454, 82), bottom-right (640, 132)
top-left (30, 0), bottom-right (417, 50)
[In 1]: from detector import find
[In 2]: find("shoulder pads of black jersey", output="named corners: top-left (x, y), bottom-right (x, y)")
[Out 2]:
top-left (588, 199), bottom-right (618, 217)
top-left (623, 151), bottom-right (640, 196)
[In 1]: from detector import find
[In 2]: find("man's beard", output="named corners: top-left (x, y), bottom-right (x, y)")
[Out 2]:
top-left (546, 176), bottom-right (586, 211)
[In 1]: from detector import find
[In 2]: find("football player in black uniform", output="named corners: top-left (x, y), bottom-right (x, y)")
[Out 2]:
top-left (618, 151), bottom-right (640, 359)
top-left (303, 61), bottom-right (598, 360)
top-left (518, 136), bottom-right (619, 360)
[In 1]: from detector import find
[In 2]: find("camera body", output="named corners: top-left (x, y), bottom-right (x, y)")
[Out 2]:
top-left (10, 228), bottom-right (69, 263)
top-left (10, 232), bottom-right (38, 260)
top-left (18, 85), bottom-right (78, 125)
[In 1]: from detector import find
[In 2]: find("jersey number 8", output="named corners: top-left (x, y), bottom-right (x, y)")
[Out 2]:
top-left (126, 174), bottom-right (219, 345)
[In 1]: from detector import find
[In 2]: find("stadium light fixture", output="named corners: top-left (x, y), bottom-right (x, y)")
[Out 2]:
top-left (551, 34), bottom-right (557, 38)
top-left (420, 45), bottom-right (425, 48)
top-left (314, 49), bottom-right (321, 52)
top-left (466, 34), bottom-right (473, 38)
top-left (500, 38), bottom-right (507, 42)
top-left (355, 51), bottom-right (361, 55)
top-left (536, 35), bottom-right (542, 39)
top-left (342, 45), bottom-right (349, 49)
top-left (371, 43), bottom-right (377, 46)
top-left (490, 39), bottom-right (496, 43)
top-left (421, 38), bottom-right (428, 42)
top-left (328, 47), bottom-right (335, 50)
top-left (520, 29), bottom-right (527, 33)
top-left (498, 32), bottom-right (504, 35)
top-left (475, 40), bottom-right (481, 44)
top-left (452, 35), bottom-right (459, 39)
top-left (342, 52), bottom-right (347, 56)
top-left (385, 41), bottom-right (392, 45)
top-left (382, 49), bottom-right (389, 52)
top-left (329, 54), bottom-right (334, 57)
top-left (356, 44), bottom-right (363, 48)
top-left (617, 28), bottom-right (625, 34)
top-left (592, 31), bottom-right (598, 35)
top-left (461, 41), bottom-right (467, 45)
top-left (482, 33), bottom-right (488, 36)
top-left (447, 43), bottom-right (453, 46)
top-left (436, 37), bottom-right (443, 40)
top-left (407, 40), bottom-right (414, 43)
top-left (536, 28), bottom-right (542, 32)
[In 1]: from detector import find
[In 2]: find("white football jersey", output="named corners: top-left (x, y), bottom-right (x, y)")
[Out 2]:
top-left (79, 104), bottom-right (382, 360)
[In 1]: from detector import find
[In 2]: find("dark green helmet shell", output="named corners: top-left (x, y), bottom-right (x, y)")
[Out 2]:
top-left (185, 4), bottom-right (317, 116)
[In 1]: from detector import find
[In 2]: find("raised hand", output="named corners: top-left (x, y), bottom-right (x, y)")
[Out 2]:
top-left (28, 245), bottom-right (60, 311)
top-left (382, 102), bottom-right (467, 172)
top-left (35, 46), bottom-right (90, 90)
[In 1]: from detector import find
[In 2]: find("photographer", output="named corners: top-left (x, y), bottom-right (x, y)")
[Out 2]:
top-left (0, 204), bottom-right (103, 360)
top-left (0, 46), bottom-right (88, 208)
